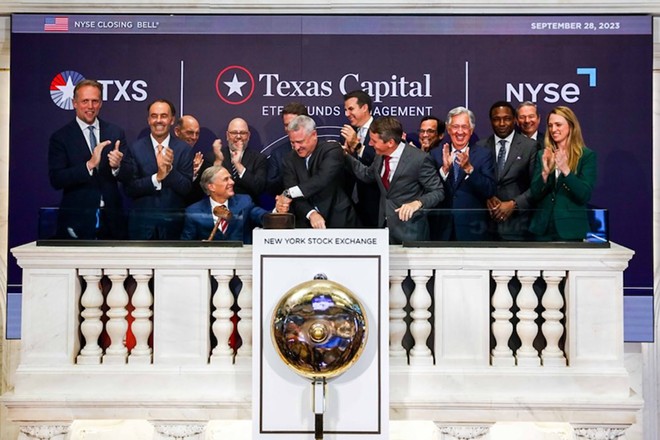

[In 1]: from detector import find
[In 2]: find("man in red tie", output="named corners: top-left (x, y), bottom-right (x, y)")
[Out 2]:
top-left (345, 116), bottom-right (444, 244)
top-left (180, 165), bottom-right (274, 243)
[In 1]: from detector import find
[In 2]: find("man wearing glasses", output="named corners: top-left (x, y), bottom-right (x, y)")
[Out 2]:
top-left (416, 116), bottom-right (445, 153)
top-left (215, 117), bottom-right (267, 203)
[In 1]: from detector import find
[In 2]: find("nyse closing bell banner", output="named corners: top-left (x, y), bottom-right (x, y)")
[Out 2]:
top-left (8, 14), bottom-right (653, 339)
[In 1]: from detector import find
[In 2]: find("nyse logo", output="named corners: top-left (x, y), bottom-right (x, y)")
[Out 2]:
top-left (506, 68), bottom-right (597, 104)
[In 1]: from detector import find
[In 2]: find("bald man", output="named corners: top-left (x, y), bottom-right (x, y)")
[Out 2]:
top-left (217, 117), bottom-right (267, 203)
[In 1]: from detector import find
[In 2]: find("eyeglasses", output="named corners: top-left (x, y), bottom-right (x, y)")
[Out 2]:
top-left (418, 129), bottom-right (437, 135)
top-left (228, 130), bottom-right (249, 137)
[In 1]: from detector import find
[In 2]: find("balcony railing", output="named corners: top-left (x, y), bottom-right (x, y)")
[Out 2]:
top-left (2, 238), bottom-right (641, 440)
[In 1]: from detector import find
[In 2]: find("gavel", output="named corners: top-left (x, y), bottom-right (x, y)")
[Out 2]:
top-left (206, 205), bottom-right (233, 241)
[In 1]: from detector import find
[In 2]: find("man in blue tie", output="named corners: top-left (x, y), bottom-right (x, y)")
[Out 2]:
top-left (48, 79), bottom-right (129, 239)
top-left (430, 107), bottom-right (496, 241)
top-left (476, 101), bottom-right (538, 240)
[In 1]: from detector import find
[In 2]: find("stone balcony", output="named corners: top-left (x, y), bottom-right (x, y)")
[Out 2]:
top-left (2, 238), bottom-right (641, 439)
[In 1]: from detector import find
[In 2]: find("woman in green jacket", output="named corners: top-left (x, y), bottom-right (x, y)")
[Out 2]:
top-left (530, 106), bottom-right (596, 241)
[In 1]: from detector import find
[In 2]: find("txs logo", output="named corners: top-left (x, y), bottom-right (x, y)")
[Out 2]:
top-left (49, 70), bottom-right (149, 110)
top-left (506, 67), bottom-right (597, 104)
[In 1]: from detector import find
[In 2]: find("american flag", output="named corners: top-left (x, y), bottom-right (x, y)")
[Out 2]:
top-left (44, 17), bottom-right (69, 32)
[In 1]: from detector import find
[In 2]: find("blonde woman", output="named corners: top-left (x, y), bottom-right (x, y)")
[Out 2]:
top-left (530, 106), bottom-right (597, 241)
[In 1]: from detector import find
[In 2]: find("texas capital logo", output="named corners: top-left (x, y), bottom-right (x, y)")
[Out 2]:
top-left (215, 65), bottom-right (255, 105)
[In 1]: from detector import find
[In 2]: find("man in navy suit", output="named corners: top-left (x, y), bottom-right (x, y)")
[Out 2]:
top-left (48, 79), bottom-right (129, 239)
top-left (123, 99), bottom-right (193, 240)
top-left (477, 101), bottom-right (538, 240)
top-left (265, 102), bottom-right (309, 197)
top-left (431, 107), bottom-right (496, 241)
top-left (341, 90), bottom-right (380, 227)
top-left (181, 165), bottom-right (271, 243)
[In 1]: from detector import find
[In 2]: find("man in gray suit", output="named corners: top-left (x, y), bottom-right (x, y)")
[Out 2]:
top-left (477, 101), bottom-right (538, 240)
top-left (345, 116), bottom-right (444, 244)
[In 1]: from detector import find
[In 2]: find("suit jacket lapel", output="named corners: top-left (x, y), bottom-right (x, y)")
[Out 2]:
top-left (375, 155), bottom-right (387, 192)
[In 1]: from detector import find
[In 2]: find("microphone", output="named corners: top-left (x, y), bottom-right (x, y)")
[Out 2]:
top-left (206, 205), bottom-right (232, 241)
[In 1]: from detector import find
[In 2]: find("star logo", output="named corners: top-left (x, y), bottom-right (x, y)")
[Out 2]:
top-left (224, 74), bottom-right (247, 97)
top-left (49, 70), bottom-right (85, 110)
top-left (215, 65), bottom-right (255, 105)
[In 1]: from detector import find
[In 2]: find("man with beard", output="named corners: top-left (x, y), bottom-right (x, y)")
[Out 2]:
top-left (214, 117), bottom-right (267, 204)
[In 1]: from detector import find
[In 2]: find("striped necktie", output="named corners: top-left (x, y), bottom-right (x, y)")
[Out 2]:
top-left (497, 139), bottom-right (507, 175)
top-left (87, 126), bottom-right (97, 153)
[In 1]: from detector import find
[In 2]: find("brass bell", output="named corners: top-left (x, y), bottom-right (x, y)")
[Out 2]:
top-left (271, 275), bottom-right (368, 379)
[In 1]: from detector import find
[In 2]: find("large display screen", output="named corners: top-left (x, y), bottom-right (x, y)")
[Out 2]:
top-left (7, 14), bottom-right (653, 340)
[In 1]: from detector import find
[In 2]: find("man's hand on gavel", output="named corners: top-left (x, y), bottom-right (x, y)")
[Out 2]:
top-left (275, 194), bottom-right (292, 214)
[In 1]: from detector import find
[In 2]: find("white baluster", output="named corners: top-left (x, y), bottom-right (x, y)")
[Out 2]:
top-left (210, 270), bottom-right (234, 364)
top-left (236, 271), bottom-right (253, 361)
top-left (76, 269), bottom-right (104, 365)
top-left (491, 270), bottom-right (514, 366)
top-left (515, 270), bottom-right (541, 367)
top-left (128, 269), bottom-right (153, 364)
top-left (103, 269), bottom-right (129, 364)
top-left (541, 270), bottom-right (567, 366)
top-left (389, 270), bottom-right (408, 365)
top-left (409, 270), bottom-right (433, 366)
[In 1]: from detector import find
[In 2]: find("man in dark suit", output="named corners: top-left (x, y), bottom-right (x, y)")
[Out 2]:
top-left (341, 90), bottom-right (380, 227)
top-left (477, 101), bottom-right (538, 240)
top-left (48, 79), bottom-right (130, 240)
top-left (280, 115), bottom-right (358, 229)
top-left (346, 117), bottom-right (444, 244)
top-left (181, 166), bottom-right (270, 243)
top-left (123, 99), bottom-right (193, 240)
top-left (517, 101), bottom-right (544, 151)
top-left (265, 102), bottom-right (309, 197)
top-left (216, 117), bottom-right (267, 204)
top-left (431, 107), bottom-right (496, 241)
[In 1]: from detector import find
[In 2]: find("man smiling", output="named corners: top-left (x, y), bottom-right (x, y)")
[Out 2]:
top-left (123, 98), bottom-right (193, 240)
top-left (280, 115), bottom-right (358, 229)
top-left (431, 107), bottom-right (496, 241)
